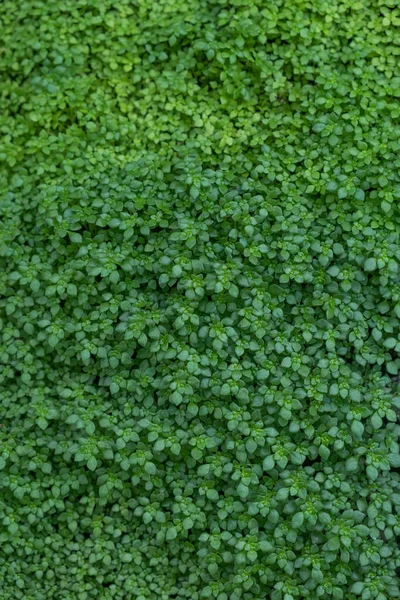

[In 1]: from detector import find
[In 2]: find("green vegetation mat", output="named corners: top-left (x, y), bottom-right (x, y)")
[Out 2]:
top-left (0, 0), bottom-right (400, 599)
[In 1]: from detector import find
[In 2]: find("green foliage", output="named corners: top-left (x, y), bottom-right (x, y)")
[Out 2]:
top-left (0, 0), bottom-right (400, 598)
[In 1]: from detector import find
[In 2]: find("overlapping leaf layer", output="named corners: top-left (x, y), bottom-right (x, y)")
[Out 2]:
top-left (0, 1), bottom-right (400, 599)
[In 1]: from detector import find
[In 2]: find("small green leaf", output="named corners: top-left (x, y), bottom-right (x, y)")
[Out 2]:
top-left (366, 465), bottom-right (379, 480)
top-left (81, 349), bottom-right (90, 361)
top-left (166, 526), bottom-right (177, 541)
top-left (237, 483), bottom-right (249, 498)
top-left (48, 334), bottom-right (58, 348)
top-left (8, 523), bottom-right (18, 535)
top-left (37, 417), bottom-right (48, 431)
top-left (351, 582), bottom-right (364, 595)
top-left (183, 517), bottom-right (194, 530)
top-left (364, 257), bottom-right (376, 272)
top-left (87, 457), bottom-right (97, 471)
top-left (327, 536), bottom-right (340, 551)
top-left (351, 420), bottom-right (364, 438)
top-left (291, 512), bottom-right (304, 529)
top-left (388, 453), bottom-right (400, 468)
top-left (263, 456), bottom-right (275, 471)
top-left (30, 279), bottom-right (40, 292)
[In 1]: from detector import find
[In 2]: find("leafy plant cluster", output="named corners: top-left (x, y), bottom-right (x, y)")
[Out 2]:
top-left (1, 0), bottom-right (400, 598)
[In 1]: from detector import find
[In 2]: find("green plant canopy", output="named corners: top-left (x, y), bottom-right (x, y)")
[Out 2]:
top-left (0, 1), bottom-right (399, 599)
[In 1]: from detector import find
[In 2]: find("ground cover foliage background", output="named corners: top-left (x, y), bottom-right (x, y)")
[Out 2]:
top-left (0, 0), bottom-right (400, 598)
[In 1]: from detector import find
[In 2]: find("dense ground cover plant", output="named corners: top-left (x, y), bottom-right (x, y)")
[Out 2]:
top-left (0, 0), bottom-right (400, 598)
